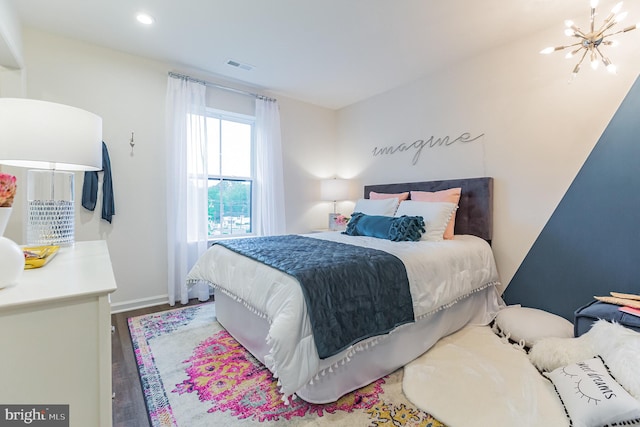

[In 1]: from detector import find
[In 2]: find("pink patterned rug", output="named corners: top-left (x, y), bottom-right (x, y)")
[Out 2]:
top-left (128, 302), bottom-right (445, 426)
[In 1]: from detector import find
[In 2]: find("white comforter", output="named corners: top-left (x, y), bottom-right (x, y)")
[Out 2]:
top-left (186, 232), bottom-right (500, 399)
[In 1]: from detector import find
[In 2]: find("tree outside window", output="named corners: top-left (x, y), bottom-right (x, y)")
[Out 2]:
top-left (206, 111), bottom-right (254, 237)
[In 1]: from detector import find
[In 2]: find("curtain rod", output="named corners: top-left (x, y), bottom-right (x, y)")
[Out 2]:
top-left (168, 71), bottom-right (277, 103)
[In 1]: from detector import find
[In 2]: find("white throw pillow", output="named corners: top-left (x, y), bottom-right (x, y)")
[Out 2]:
top-left (545, 356), bottom-right (640, 427)
top-left (394, 201), bottom-right (456, 241)
top-left (352, 197), bottom-right (399, 216)
top-left (494, 305), bottom-right (574, 348)
top-left (587, 320), bottom-right (640, 400)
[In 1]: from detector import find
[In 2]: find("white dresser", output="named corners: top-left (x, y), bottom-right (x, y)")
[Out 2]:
top-left (0, 240), bottom-right (117, 427)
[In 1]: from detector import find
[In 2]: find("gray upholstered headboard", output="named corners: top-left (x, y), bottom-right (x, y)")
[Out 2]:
top-left (364, 177), bottom-right (493, 243)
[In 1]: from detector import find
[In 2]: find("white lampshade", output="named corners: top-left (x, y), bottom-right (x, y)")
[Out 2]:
top-left (0, 98), bottom-right (102, 171)
top-left (320, 178), bottom-right (350, 202)
top-left (0, 98), bottom-right (103, 246)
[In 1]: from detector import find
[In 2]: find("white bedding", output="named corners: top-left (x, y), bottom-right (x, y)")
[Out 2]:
top-left (186, 232), bottom-right (501, 399)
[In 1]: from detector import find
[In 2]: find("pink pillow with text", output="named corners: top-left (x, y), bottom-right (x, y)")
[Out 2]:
top-left (370, 191), bottom-right (409, 201)
top-left (410, 188), bottom-right (461, 239)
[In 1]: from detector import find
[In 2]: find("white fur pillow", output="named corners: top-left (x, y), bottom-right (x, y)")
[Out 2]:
top-left (586, 320), bottom-right (640, 400)
top-left (529, 320), bottom-right (640, 400)
top-left (528, 334), bottom-right (595, 372)
top-left (544, 356), bottom-right (640, 427)
top-left (493, 305), bottom-right (574, 348)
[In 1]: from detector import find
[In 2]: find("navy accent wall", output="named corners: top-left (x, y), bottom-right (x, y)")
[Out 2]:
top-left (504, 75), bottom-right (640, 320)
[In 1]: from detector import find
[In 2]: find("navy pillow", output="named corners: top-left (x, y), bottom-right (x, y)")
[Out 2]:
top-left (343, 212), bottom-right (425, 242)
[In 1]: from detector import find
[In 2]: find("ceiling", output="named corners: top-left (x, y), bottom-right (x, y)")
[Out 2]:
top-left (8, 0), bottom-right (596, 109)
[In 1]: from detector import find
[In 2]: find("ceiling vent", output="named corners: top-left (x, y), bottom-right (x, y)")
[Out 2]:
top-left (226, 59), bottom-right (254, 71)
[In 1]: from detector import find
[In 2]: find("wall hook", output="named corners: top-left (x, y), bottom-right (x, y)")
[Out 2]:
top-left (129, 132), bottom-right (135, 155)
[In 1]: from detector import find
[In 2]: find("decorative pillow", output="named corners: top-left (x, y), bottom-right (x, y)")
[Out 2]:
top-left (545, 356), bottom-right (640, 427)
top-left (494, 305), bottom-right (574, 349)
top-left (353, 197), bottom-right (400, 216)
top-left (410, 188), bottom-right (461, 240)
top-left (394, 201), bottom-right (456, 241)
top-left (585, 320), bottom-right (640, 400)
top-left (369, 191), bottom-right (409, 201)
top-left (343, 213), bottom-right (425, 242)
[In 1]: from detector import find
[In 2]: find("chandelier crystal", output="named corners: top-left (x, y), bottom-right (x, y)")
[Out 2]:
top-left (540, 0), bottom-right (637, 81)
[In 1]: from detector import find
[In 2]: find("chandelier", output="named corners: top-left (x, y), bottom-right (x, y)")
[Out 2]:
top-left (540, 0), bottom-right (637, 80)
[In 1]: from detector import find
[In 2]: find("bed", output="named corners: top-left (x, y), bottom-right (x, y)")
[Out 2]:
top-left (186, 177), bottom-right (503, 404)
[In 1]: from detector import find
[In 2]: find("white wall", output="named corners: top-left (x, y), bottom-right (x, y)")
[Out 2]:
top-left (336, 24), bottom-right (640, 292)
top-left (0, 0), bottom-right (23, 69)
top-left (3, 28), bottom-right (336, 310)
top-left (278, 97), bottom-right (338, 231)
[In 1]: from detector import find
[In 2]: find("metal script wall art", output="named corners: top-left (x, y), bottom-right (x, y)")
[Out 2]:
top-left (372, 132), bottom-right (484, 165)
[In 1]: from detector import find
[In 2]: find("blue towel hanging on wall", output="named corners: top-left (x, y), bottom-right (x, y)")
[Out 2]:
top-left (82, 141), bottom-right (115, 223)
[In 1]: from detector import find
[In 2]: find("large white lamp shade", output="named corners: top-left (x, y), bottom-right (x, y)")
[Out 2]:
top-left (320, 178), bottom-right (350, 230)
top-left (0, 98), bottom-right (103, 246)
top-left (320, 178), bottom-right (350, 209)
top-left (0, 98), bottom-right (102, 171)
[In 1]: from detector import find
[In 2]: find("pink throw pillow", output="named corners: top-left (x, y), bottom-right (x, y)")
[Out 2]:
top-left (370, 191), bottom-right (409, 201)
top-left (410, 188), bottom-right (461, 239)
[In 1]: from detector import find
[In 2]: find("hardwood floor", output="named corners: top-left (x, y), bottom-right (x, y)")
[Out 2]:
top-left (111, 298), bottom-right (211, 427)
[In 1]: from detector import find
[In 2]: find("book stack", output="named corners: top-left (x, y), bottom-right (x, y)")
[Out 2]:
top-left (594, 291), bottom-right (640, 318)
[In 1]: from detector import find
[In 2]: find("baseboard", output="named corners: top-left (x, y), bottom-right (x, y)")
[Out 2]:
top-left (110, 294), bottom-right (169, 314)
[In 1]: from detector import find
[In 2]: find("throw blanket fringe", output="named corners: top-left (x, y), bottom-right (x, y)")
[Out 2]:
top-left (187, 279), bottom-right (272, 323)
top-left (413, 280), bottom-right (500, 323)
top-left (187, 278), bottom-right (500, 402)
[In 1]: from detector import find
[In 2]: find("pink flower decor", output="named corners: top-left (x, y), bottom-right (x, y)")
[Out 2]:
top-left (0, 173), bottom-right (17, 207)
top-left (335, 214), bottom-right (350, 226)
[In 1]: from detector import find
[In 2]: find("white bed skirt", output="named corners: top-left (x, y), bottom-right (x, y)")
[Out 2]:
top-left (215, 284), bottom-right (504, 403)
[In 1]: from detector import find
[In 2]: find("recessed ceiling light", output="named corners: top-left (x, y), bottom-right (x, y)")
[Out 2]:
top-left (136, 13), bottom-right (155, 25)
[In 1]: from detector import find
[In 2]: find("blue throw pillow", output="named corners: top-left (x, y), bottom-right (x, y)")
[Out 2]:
top-left (343, 212), bottom-right (425, 242)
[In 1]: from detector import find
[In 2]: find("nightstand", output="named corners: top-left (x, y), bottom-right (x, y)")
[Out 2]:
top-left (0, 241), bottom-right (117, 426)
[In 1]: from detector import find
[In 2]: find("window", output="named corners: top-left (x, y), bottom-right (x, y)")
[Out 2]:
top-left (206, 110), bottom-right (254, 237)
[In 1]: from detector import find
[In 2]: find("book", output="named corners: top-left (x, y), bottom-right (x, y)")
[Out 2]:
top-left (23, 245), bottom-right (60, 269)
top-left (619, 306), bottom-right (640, 318)
top-left (595, 295), bottom-right (640, 309)
top-left (610, 291), bottom-right (640, 301)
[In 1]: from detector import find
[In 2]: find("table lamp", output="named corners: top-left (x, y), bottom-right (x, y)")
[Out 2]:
top-left (320, 178), bottom-right (350, 230)
top-left (0, 98), bottom-right (102, 246)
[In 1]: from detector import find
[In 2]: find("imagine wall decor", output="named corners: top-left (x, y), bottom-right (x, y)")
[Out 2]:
top-left (372, 132), bottom-right (484, 165)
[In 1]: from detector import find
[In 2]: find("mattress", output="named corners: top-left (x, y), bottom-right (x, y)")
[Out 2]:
top-left (186, 232), bottom-right (502, 401)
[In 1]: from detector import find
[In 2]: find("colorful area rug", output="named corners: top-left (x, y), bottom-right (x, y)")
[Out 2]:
top-left (128, 302), bottom-right (445, 426)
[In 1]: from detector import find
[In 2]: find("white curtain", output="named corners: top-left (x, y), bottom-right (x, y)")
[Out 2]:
top-left (255, 98), bottom-right (286, 236)
top-left (165, 76), bottom-right (210, 305)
